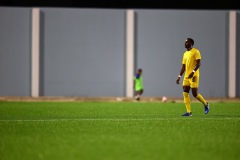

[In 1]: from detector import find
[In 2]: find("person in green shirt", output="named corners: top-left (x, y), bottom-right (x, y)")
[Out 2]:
top-left (133, 68), bottom-right (144, 101)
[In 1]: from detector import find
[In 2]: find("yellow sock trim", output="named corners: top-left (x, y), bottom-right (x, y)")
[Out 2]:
top-left (196, 94), bottom-right (207, 106)
top-left (183, 92), bottom-right (191, 113)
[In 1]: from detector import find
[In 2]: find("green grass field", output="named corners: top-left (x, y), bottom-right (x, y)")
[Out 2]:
top-left (0, 101), bottom-right (240, 160)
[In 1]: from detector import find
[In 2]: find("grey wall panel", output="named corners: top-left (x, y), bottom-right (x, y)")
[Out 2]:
top-left (0, 7), bottom-right (31, 96)
top-left (40, 8), bottom-right (125, 96)
top-left (135, 10), bottom-right (228, 98)
top-left (0, 7), bottom-right (235, 98)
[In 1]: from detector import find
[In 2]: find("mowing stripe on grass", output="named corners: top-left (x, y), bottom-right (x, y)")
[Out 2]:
top-left (0, 117), bottom-right (240, 122)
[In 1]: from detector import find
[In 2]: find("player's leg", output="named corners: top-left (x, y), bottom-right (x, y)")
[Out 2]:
top-left (192, 88), bottom-right (209, 114)
top-left (191, 88), bottom-right (207, 106)
top-left (191, 76), bottom-right (209, 114)
top-left (182, 78), bottom-right (192, 116)
top-left (183, 86), bottom-right (191, 115)
top-left (135, 90), bottom-right (140, 101)
top-left (135, 89), bottom-right (143, 101)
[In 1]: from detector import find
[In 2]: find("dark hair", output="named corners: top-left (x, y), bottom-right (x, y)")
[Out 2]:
top-left (187, 38), bottom-right (194, 46)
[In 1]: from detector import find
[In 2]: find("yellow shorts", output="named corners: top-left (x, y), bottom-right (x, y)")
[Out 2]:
top-left (182, 76), bottom-right (199, 88)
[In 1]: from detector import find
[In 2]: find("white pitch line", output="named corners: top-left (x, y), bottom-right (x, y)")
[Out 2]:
top-left (0, 117), bottom-right (240, 122)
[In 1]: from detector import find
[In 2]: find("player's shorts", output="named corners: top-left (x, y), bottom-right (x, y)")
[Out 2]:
top-left (182, 76), bottom-right (199, 88)
top-left (135, 88), bottom-right (143, 92)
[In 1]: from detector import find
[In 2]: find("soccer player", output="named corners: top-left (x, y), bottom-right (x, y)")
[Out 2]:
top-left (176, 38), bottom-right (210, 116)
top-left (134, 68), bottom-right (144, 101)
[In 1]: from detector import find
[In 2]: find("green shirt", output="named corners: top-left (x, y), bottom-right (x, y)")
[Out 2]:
top-left (134, 74), bottom-right (143, 91)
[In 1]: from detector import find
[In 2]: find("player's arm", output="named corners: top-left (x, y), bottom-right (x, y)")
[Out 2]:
top-left (188, 59), bottom-right (201, 79)
top-left (176, 64), bottom-right (185, 84)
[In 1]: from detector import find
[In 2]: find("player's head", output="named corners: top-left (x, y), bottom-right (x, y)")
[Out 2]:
top-left (185, 38), bottom-right (194, 49)
top-left (135, 68), bottom-right (142, 78)
top-left (138, 68), bottom-right (142, 74)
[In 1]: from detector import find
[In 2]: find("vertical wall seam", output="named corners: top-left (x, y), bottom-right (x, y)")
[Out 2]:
top-left (31, 8), bottom-right (40, 97)
top-left (228, 11), bottom-right (236, 98)
top-left (126, 10), bottom-right (135, 97)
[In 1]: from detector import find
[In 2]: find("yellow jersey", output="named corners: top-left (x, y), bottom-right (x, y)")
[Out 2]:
top-left (182, 48), bottom-right (201, 78)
